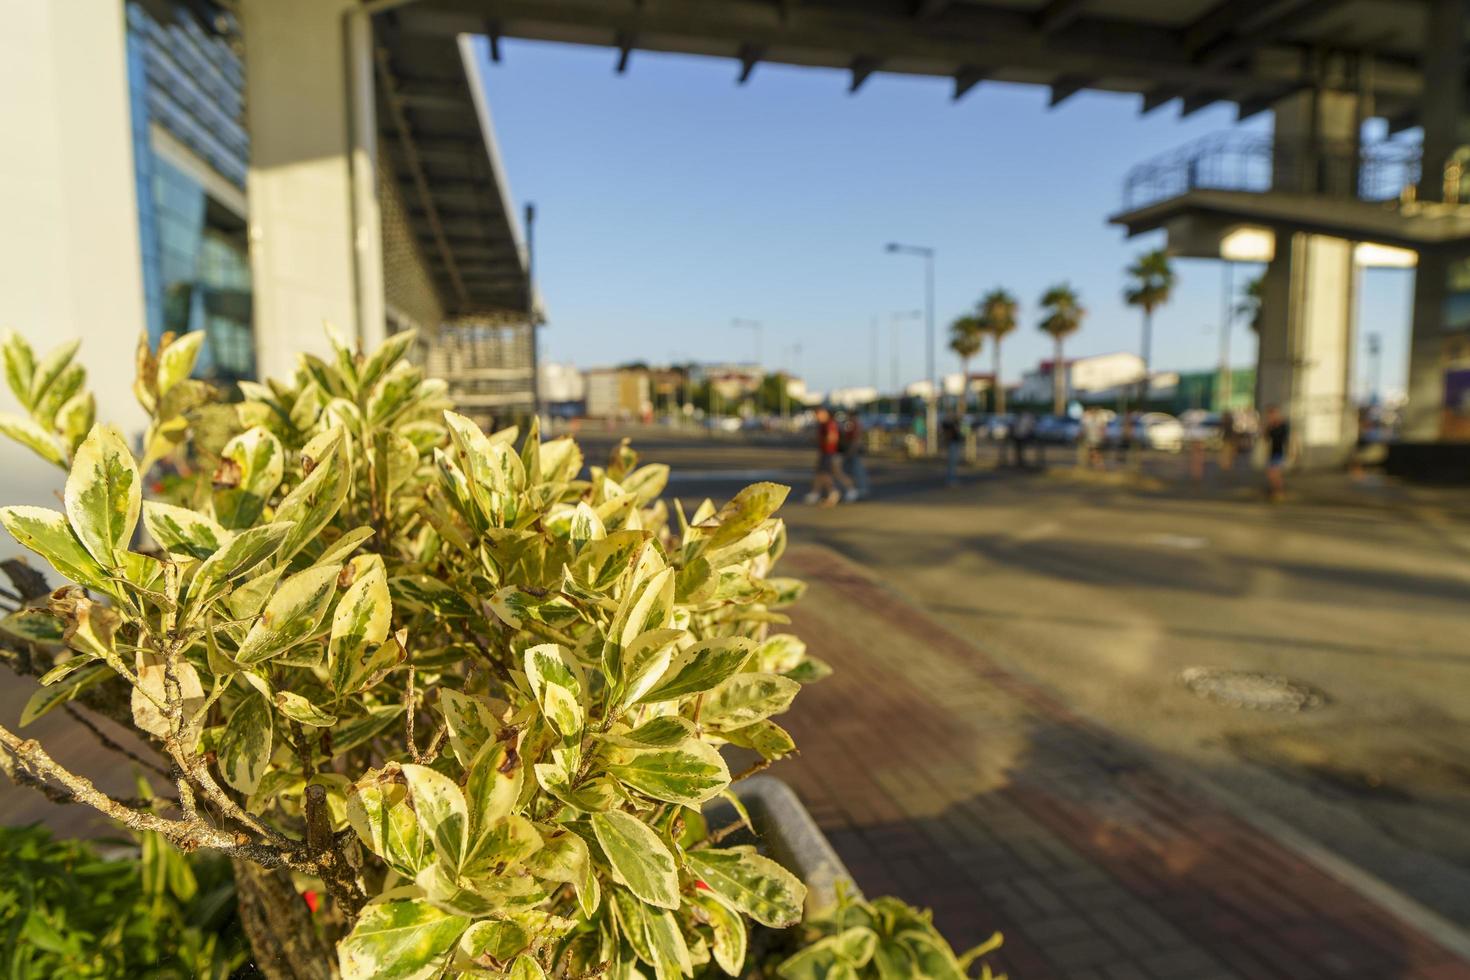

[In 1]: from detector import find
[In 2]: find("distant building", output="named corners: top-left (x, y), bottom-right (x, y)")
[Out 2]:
top-left (826, 386), bottom-right (878, 408)
top-left (538, 362), bottom-right (586, 416)
top-left (647, 367), bottom-right (689, 410)
top-left (585, 367), bottom-right (651, 419)
top-left (696, 363), bottom-right (762, 400)
top-left (784, 376), bottom-right (811, 405)
top-left (1151, 368), bottom-right (1258, 413)
top-left (1015, 352), bottom-right (1146, 405)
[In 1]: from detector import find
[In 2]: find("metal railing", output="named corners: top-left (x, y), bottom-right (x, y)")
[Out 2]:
top-left (1122, 133), bottom-right (1422, 212)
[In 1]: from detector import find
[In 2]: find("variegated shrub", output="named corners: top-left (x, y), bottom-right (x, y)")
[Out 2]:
top-left (0, 327), bottom-right (832, 980)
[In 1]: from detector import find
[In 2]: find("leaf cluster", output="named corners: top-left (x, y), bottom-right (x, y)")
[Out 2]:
top-left (0, 326), bottom-right (831, 979)
top-left (772, 884), bottom-right (1005, 980)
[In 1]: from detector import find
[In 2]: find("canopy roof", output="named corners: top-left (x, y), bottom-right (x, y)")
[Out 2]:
top-left (374, 21), bottom-right (535, 319)
top-left (382, 0), bottom-right (1428, 125)
top-left (371, 0), bottom-right (1442, 314)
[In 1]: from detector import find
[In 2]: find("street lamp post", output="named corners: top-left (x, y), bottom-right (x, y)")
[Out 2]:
top-left (887, 245), bottom-right (934, 461)
top-left (669, 350), bottom-right (691, 424)
top-left (1366, 332), bottom-right (1383, 405)
top-left (886, 243), bottom-right (937, 454)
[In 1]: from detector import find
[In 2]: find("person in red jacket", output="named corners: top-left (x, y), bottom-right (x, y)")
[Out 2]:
top-left (804, 407), bottom-right (852, 506)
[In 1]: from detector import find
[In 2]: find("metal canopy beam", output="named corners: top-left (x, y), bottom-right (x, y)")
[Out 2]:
top-left (1180, 91), bottom-right (1223, 117)
top-left (1049, 75), bottom-right (1090, 107)
top-left (1198, 0), bottom-right (1346, 69)
top-left (1035, 0), bottom-right (1091, 34)
top-left (397, 0), bottom-right (1425, 115)
top-left (953, 66), bottom-right (987, 101)
top-left (737, 42), bottom-right (762, 83)
top-left (1141, 88), bottom-right (1177, 113)
top-left (615, 31), bottom-right (634, 73)
top-left (1181, 0), bottom-right (1282, 55)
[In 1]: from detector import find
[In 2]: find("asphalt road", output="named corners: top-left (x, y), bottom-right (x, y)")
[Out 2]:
top-left (583, 425), bottom-right (1470, 927)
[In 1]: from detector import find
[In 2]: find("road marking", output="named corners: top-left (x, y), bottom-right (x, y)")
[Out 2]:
top-left (996, 521), bottom-right (1060, 547)
top-left (1146, 533), bottom-right (1210, 550)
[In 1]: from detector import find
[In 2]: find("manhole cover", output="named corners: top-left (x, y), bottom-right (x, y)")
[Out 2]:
top-left (1180, 667), bottom-right (1326, 712)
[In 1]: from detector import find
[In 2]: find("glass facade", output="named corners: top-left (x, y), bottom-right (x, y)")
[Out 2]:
top-left (126, 2), bottom-right (254, 382)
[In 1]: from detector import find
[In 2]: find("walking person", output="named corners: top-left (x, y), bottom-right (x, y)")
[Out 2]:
top-left (1020, 412), bottom-right (1041, 469)
top-left (1081, 407), bottom-right (1107, 470)
top-left (1263, 404), bottom-right (1292, 502)
top-left (840, 411), bottom-right (869, 500)
top-left (1218, 409), bottom-right (1238, 471)
top-left (942, 413), bottom-right (963, 486)
top-left (804, 407), bottom-right (852, 506)
top-left (1115, 411), bottom-right (1135, 467)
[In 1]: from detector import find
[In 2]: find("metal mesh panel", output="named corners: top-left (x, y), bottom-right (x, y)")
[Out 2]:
top-left (378, 151), bottom-right (446, 335)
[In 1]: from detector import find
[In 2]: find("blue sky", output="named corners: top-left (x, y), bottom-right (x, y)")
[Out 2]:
top-left (476, 38), bottom-right (1414, 397)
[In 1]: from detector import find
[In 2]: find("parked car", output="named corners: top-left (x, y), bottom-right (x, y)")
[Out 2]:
top-left (984, 414), bottom-right (1015, 440)
top-left (1104, 412), bottom-right (1185, 452)
top-left (1035, 414), bottom-right (1082, 444)
top-left (1139, 412), bottom-right (1185, 452)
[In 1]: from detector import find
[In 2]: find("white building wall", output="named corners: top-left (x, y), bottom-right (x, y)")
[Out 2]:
top-left (539, 363), bottom-right (586, 403)
top-left (0, 0), bottom-right (148, 520)
top-left (241, 0), bottom-right (383, 379)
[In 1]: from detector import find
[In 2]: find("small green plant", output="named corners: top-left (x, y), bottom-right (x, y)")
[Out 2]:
top-left (774, 885), bottom-right (1004, 979)
top-left (0, 818), bottom-right (246, 978)
top-left (0, 326), bottom-right (832, 979)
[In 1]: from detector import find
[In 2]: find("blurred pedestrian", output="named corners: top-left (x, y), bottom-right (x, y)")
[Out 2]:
top-left (1015, 412), bottom-right (1038, 469)
top-left (942, 414), bottom-right (963, 485)
top-left (1218, 409), bottom-right (1238, 471)
top-left (1263, 404), bottom-right (1292, 502)
top-left (1081, 408), bottom-right (1107, 470)
top-left (840, 411), bottom-right (869, 499)
top-left (1350, 407), bottom-right (1372, 480)
top-left (804, 407), bottom-right (844, 506)
top-left (1115, 411), bottom-right (1135, 466)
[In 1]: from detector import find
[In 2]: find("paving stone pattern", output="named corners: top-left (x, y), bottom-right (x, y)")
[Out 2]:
top-left (774, 544), bottom-right (1470, 980)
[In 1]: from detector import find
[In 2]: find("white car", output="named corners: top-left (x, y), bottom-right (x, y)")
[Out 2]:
top-left (1139, 412), bottom-right (1184, 452)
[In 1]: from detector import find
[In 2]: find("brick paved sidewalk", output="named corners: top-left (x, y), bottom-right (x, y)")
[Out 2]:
top-left (773, 543), bottom-right (1470, 980)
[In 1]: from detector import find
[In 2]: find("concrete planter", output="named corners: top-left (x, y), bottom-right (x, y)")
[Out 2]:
top-left (708, 775), bottom-right (862, 914)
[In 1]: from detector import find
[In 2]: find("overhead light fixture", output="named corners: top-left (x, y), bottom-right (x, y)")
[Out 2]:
top-left (1219, 226), bottom-right (1275, 262)
top-left (1354, 242), bottom-right (1418, 268)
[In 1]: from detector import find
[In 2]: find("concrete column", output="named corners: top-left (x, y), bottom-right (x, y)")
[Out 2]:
top-left (1404, 254), bottom-right (1450, 440)
top-left (1253, 86), bottom-right (1360, 465)
top-left (1271, 87), bottom-right (1360, 197)
top-left (1256, 234), bottom-right (1358, 466)
top-left (1419, 0), bottom-right (1470, 199)
top-left (1402, 0), bottom-right (1470, 440)
top-left (1256, 233), bottom-right (1355, 463)
top-left (0, 0), bottom-right (148, 513)
top-left (241, 0), bottom-right (385, 381)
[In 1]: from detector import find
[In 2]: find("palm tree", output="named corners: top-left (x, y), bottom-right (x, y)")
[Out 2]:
top-left (948, 315), bottom-right (983, 410)
top-left (1123, 249), bottom-right (1176, 400)
top-left (1236, 274), bottom-right (1264, 333)
top-left (977, 288), bottom-right (1018, 415)
top-left (1038, 283), bottom-right (1085, 415)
